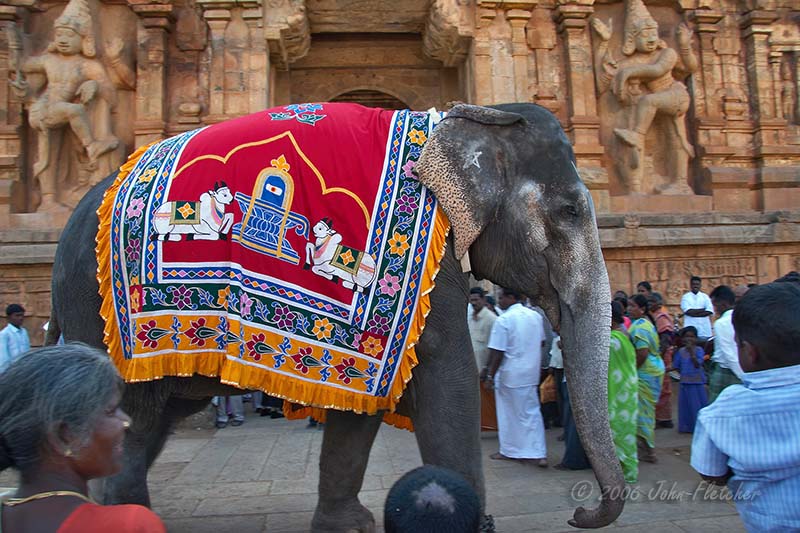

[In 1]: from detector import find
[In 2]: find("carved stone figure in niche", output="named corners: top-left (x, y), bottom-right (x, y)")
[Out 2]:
top-left (781, 55), bottom-right (797, 123)
top-left (10, 0), bottom-right (133, 212)
top-left (592, 0), bottom-right (698, 195)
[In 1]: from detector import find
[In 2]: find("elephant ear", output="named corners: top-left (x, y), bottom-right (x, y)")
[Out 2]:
top-left (444, 104), bottom-right (525, 126)
top-left (415, 104), bottom-right (525, 261)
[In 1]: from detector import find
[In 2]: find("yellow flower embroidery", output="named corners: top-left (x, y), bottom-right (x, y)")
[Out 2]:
top-left (130, 275), bottom-right (140, 286)
top-left (271, 155), bottom-right (290, 172)
top-left (408, 129), bottom-right (427, 145)
top-left (339, 249), bottom-right (355, 266)
top-left (177, 203), bottom-right (195, 219)
top-left (139, 168), bottom-right (157, 183)
top-left (312, 318), bottom-right (334, 340)
top-left (216, 287), bottom-right (230, 308)
top-left (130, 290), bottom-right (141, 313)
top-left (361, 335), bottom-right (383, 357)
top-left (388, 232), bottom-right (410, 256)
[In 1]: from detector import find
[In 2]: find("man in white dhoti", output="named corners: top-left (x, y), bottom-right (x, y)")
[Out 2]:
top-left (484, 288), bottom-right (548, 467)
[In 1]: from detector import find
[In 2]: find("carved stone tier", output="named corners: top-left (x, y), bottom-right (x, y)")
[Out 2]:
top-left (263, 0), bottom-right (311, 70)
top-left (423, 0), bottom-right (473, 67)
top-left (610, 194), bottom-right (713, 214)
top-left (9, 211), bottom-right (71, 231)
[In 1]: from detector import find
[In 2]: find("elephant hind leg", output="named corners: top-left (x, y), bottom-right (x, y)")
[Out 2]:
top-left (312, 410), bottom-right (383, 532)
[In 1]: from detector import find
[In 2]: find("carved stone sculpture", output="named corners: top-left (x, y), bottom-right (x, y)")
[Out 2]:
top-left (592, 0), bottom-right (698, 195)
top-left (9, 0), bottom-right (131, 212)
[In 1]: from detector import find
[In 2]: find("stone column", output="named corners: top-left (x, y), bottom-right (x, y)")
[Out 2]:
top-left (198, 1), bottom-right (233, 124)
top-left (507, 7), bottom-right (533, 103)
top-left (128, 1), bottom-right (175, 147)
top-left (0, 4), bottom-right (24, 226)
top-left (740, 10), bottom-right (778, 126)
top-left (470, 6), bottom-right (497, 104)
top-left (740, 9), bottom-right (799, 210)
top-left (243, 2), bottom-right (269, 113)
top-left (553, 0), bottom-right (608, 212)
top-left (526, 7), bottom-right (560, 114)
top-left (688, 11), bottom-right (739, 206)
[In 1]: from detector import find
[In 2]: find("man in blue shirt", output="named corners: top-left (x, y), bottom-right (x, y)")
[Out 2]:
top-left (0, 304), bottom-right (31, 374)
top-left (691, 282), bottom-right (800, 532)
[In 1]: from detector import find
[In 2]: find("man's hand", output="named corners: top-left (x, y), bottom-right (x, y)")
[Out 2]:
top-left (676, 23), bottom-right (693, 49)
top-left (591, 17), bottom-right (612, 42)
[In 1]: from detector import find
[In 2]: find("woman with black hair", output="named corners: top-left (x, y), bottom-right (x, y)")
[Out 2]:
top-left (627, 294), bottom-right (665, 463)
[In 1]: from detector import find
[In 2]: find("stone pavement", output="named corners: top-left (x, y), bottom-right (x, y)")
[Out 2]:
top-left (145, 397), bottom-right (745, 533)
top-left (0, 388), bottom-right (746, 532)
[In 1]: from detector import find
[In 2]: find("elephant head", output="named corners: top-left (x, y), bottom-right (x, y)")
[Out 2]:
top-left (415, 103), bottom-right (624, 528)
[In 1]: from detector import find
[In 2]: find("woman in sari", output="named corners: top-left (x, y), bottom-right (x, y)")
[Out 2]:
top-left (609, 301), bottom-right (639, 483)
top-left (0, 344), bottom-right (166, 532)
top-left (650, 292), bottom-right (676, 429)
top-left (627, 294), bottom-right (665, 464)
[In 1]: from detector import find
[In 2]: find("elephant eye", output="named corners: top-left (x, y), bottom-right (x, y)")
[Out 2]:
top-left (560, 204), bottom-right (579, 218)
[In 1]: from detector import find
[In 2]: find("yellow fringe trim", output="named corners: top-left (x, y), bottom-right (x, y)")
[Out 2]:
top-left (96, 141), bottom-right (450, 433)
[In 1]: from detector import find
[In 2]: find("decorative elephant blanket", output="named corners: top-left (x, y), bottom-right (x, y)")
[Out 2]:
top-left (96, 103), bottom-right (449, 428)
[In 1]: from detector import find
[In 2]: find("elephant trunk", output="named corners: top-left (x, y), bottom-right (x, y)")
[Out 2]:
top-left (559, 282), bottom-right (625, 528)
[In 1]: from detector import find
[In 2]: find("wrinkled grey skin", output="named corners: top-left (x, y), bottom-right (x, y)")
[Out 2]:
top-left (48, 103), bottom-right (623, 530)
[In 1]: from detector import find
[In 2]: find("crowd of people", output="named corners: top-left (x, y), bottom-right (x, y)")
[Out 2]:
top-left (469, 272), bottom-right (799, 532)
top-left (1, 272), bottom-right (798, 532)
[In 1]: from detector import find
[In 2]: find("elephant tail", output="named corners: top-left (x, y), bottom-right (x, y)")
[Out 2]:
top-left (44, 310), bottom-right (62, 346)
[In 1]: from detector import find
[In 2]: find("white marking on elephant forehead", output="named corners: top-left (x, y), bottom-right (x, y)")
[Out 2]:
top-left (521, 181), bottom-right (545, 203)
top-left (463, 150), bottom-right (482, 170)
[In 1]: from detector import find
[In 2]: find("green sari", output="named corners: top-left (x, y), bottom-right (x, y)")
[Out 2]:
top-left (629, 318), bottom-right (665, 448)
top-left (608, 329), bottom-right (639, 483)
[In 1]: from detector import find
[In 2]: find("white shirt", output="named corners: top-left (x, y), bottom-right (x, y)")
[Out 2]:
top-left (549, 335), bottom-right (563, 369)
top-left (487, 303), bottom-right (543, 388)
top-left (468, 306), bottom-right (497, 368)
top-left (681, 290), bottom-right (714, 338)
top-left (711, 309), bottom-right (744, 379)
top-left (0, 323), bottom-right (31, 373)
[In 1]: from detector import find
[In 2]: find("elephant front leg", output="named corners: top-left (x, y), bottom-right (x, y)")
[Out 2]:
top-left (410, 365), bottom-right (485, 507)
top-left (312, 410), bottom-right (383, 532)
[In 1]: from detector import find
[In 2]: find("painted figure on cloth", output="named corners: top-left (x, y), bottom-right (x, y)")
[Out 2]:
top-left (231, 156), bottom-right (310, 265)
top-left (592, 0), bottom-right (698, 195)
top-left (152, 182), bottom-right (234, 241)
top-left (9, 0), bottom-right (132, 211)
top-left (304, 218), bottom-right (378, 292)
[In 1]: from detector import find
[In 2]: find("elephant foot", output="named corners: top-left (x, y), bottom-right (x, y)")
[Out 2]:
top-left (311, 499), bottom-right (375, 533)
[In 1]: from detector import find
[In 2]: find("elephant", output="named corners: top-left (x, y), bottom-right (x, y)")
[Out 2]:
top-left (48, 103), bottom-right (625, 530)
